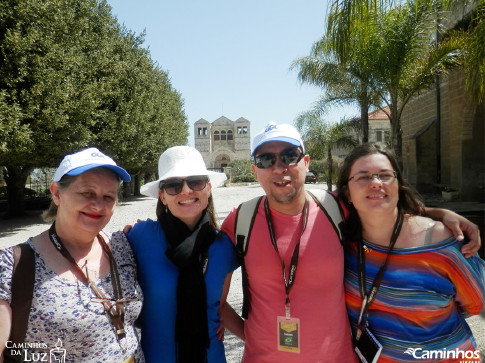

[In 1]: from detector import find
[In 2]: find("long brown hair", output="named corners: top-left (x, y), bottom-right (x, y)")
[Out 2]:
top-left (337, 143), bottom-right (425, 242)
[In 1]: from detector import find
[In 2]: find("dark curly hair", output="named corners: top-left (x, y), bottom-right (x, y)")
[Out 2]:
top-left (337, 143), bottom-right (425, 243)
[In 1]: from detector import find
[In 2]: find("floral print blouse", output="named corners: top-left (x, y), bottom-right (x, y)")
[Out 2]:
top-left (0, 232), bottom-right (144, 363)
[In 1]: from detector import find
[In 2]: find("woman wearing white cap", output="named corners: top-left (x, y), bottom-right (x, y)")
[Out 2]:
top-left (125, 146), bottom-right (240, 363)
top-left (0, 147), bottom-right (144, 362)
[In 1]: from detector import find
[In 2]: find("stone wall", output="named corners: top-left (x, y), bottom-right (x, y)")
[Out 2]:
top-left (401, 70), bottom-right (484, 201)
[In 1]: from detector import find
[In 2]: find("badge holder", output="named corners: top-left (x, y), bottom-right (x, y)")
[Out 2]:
top-left (354, 297), bottom-right (382, 363)
top-left (354, 327), bottom-right (382, 363)
top-left (277, 304), bottom-right (300, 353)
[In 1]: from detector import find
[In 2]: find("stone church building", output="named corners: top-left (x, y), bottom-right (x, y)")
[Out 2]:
top-left (194, 116), bottom-right (251, 169)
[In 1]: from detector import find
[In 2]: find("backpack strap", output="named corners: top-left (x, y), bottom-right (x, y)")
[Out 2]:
top-left (235, 196), bottom-right (264, 259)
top-left (4, 243), bottom-right (35, 362)
top-left (307, 190), bottom-right (344, 243)
top-left (234, 196), bottom-right (263, 319)
top-left (233, 191), bottom-right (343, 319)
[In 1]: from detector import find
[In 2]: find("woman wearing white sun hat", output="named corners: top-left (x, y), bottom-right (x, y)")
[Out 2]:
top-left (124, 146), bottom-right (241, 363)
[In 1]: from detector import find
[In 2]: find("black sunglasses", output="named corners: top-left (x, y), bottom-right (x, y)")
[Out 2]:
top-left (160, 176), bottom-right (209, 195)
top-left (254, 148), bottom-right (304, 169)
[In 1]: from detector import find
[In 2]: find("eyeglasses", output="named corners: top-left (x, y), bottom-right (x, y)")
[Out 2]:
top-left (160, 176), bottom-right (209, 195)
top-left (348, 170), bottom-right (397, 185)
top-left (254, 148), bottom-right (304, 169)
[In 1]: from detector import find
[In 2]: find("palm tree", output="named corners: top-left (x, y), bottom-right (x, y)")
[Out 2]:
top-left (461, 0), bottom-right (485, 103)
top-left (295, 109), bottom-right (359, 191)
top-left (291, 35), bottom-right (382, 143)
top-left (325, 0), bottom-right (463, 165)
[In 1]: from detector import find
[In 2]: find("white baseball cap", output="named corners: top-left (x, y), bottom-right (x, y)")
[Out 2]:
top-left (140, 146), bottom-right (227, 198)
top-left (251, 122), bottom-right (305, 156)
top-left (53, 147), bottom-right (131, 182)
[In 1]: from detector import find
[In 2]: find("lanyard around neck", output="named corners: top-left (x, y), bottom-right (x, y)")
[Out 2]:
top-left (48, 223), bottom-right (126, 340)
top-left (357, 211), bottom-right (403, 327)
top-left (264, 196), bottom-right (309, 317)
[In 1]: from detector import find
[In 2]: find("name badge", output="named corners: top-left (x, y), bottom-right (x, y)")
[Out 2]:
top-left (277, 316), bottom-right (300, 353)
top-left (354, 327), bottom-right (382, 363)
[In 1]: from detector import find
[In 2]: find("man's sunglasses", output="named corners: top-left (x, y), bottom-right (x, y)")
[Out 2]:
top-left (160, 176), bottom-right (209, 195)
top-left (254, 148), bottom-right (304, 169)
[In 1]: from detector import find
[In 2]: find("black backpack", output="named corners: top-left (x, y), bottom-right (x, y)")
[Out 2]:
top-left (4, 243), bottom-right (35, 363)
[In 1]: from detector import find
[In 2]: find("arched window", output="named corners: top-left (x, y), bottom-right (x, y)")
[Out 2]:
top-left (221, 131), bottom-right (226, 141)
top-left (214, 131), bottom-right (220, 141)
top-left (227, 130), bottom-right (233, 140)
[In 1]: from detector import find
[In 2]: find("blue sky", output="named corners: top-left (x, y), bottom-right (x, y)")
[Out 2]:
top-left (108, 1), bottom-right (357, 145)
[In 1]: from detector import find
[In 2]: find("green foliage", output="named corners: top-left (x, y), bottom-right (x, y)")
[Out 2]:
top-left (462, 1), bottom-right (485, 103)
top-left (324, 0), bottom-right (467, 165)
top-left (227, 159), bottom-right (255, 183)
top-left (0, 186), bottom-right (37, 199)
top-left (0, 0), bottom-right (187, 216)
top-left (291, 34), bottom-right (381, 143)
top-left (309, 159), bottom-right (326, 177)
top-left (295, 109), bottom-right (359, 191)
top-left (311, 159), bottom-right (341, 184)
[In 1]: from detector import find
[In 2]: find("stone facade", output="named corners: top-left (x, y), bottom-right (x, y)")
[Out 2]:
top-left (194, 116), bottom-right (251, 169)
top-left (367, 108), bottom-right (391, 145)
top-left (401, 69), bottom-right (484, 202)
top-left (333, 107), bottom-right (391, 161)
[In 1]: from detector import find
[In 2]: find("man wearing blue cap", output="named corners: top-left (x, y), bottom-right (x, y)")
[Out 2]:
top-left (221, 122), bottom-right (481, 362)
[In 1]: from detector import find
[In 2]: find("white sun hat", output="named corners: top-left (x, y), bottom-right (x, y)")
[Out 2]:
top-left (53, 147), bottom-right (131, 183)
top-left (140, 146), bottom-right (227, 198)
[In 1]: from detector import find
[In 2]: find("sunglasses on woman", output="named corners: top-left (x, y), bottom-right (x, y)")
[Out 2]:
top-left (160, 176), bottom-right (209, 195)
top-left (254, 148), bottom-right (304, 169)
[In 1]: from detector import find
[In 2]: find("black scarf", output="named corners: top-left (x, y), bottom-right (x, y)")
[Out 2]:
top-left (160, 209), bottom-right (217, 363)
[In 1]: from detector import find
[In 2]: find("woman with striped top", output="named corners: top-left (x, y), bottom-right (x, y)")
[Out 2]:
top-left (337, 143), bottom-right (485, 363)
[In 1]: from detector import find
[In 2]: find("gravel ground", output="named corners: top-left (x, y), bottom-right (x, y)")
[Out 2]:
top-left (0, 184), bottom-right (484, 361)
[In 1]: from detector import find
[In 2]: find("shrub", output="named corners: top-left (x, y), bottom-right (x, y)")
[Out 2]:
top-left (227, 159), bottom-right (255, 183)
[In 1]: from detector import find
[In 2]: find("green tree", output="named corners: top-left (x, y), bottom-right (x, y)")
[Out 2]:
top-left (326, 0), bottom-right (464, 165)
top-left (295, 110), bottom-right (359, 191)
top-left (461, 1), bottom-right (485, 103)
top-left (94, 29), bottom-right (188, 191)
top-left (0, 0), bottom-right (188, 215)
top-left (0, 0), bottom-right (111, 216)
top-left (292, 34), bottom-right (381, 143)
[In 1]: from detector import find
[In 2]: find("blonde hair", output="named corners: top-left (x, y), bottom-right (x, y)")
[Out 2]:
top-left (42, 167), bottom-right (121, 222)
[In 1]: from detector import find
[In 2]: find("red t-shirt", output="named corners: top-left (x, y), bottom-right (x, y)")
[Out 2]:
top-left (222, 196), bottom-right (357, 363)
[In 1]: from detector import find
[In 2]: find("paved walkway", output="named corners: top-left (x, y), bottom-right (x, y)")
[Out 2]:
top-left (0, 184), bottom-right (484, 361)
